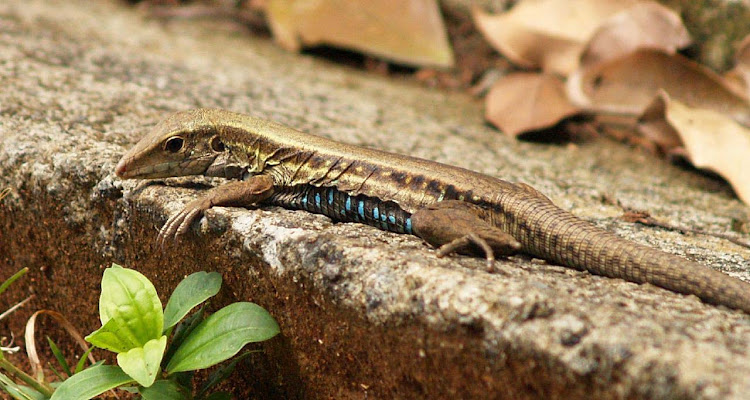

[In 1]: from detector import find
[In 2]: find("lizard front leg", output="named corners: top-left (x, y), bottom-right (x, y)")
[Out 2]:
top-left (410, 200), bottom-right (521, 270)
top-left (158, 174), bottom-right (275, 245)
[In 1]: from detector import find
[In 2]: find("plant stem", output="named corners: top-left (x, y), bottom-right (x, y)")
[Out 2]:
top-left (0, 356), bottom-right (54, 397)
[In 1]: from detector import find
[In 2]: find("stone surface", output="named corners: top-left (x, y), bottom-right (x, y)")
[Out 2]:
top-left (1, 1), bottom-right (749, 399)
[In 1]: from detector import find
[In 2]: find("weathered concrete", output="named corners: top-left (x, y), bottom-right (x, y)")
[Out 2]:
top-left (1, 1), bottom-right (749, 399)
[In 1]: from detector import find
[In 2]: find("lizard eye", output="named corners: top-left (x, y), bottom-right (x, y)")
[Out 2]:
top-left (164, 136), bottom-right (184, 153)
top-left (210, 136), bottom-right (226, 152)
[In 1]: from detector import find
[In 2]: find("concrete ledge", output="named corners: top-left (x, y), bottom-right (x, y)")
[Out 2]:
top-left (1, 1), bottom-right (749, 399)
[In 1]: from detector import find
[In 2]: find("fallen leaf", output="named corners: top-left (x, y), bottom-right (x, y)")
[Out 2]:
top-left (581, 1), bottom-right (690, 66)
top-left (637, 91), bottom-right (750, 204)
top-left (567, 49), bottom-right (750, 125)
top-left (723, 70), bottom-right (748, 99)
top-left (473, 0), bottom-right (638, 75)
top-left (636, 90), bottom-right (685, 155)
top-left (266, 0), bottom-right (454, 68)
top-left (485, 72), bottom-right (581, 136)
top-left (724, 34), bottom-right (750, 100)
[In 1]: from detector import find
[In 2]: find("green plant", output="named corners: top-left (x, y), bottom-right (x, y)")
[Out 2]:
top-left (49, 264), bottom-right (280, 399)
top-left (0, 267), bottom-right (63, 399)
top-left (0, 268), bottom-right (92, 400)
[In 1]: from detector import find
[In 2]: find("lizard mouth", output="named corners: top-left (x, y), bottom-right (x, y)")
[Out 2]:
top-left (115, 159), bottom-right (180, 179)
top-left (115, 155), bottom-right (216, 179)
top-left (114, 157), bottom-right (134, 178)
top-left (114, 157), bottom-right (132, 178)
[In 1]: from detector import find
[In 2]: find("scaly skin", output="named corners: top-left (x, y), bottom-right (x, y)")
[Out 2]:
top-left (116, 109), bottom-right (750, 313)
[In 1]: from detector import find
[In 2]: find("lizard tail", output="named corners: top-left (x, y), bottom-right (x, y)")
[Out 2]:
top-left (501, 195), bottom-right (750, 314)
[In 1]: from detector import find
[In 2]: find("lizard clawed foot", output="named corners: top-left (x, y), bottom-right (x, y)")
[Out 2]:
top-left (436, 233), bottom-right (496, 270)
top-left (157, 198), bottom-right (211, 247)
top-left (155, 176), bottom-right (276, 247)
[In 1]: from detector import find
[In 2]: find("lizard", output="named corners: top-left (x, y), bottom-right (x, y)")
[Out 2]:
top-left (115, 108), bottom-right (750, 314)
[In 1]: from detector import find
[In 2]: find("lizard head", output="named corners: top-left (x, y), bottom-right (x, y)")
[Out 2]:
top-left (115, 109), bottom-right (230, 179)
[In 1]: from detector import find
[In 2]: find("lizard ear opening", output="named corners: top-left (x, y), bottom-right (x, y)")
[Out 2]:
top-left (210, 135), bottom-right (226, 152)
top-left (164, 136), bottom-right (184, 153)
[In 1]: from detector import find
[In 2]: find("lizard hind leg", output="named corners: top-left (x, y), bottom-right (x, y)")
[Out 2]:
top-left (410, 200), bottom-right (521, 271)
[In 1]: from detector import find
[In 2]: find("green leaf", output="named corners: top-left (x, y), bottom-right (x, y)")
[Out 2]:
top-left (0, 353), bottom-right (53, 397)
top-left (87, 265), bottom-right (163, 352)
top-left (0, 268), bottom-right (27, 297)
top-left (0, 372), bottom-right (44, 400)
top-left (85, 318), bottom-right (139, 353)
top-left (1, 385), bottom-right (36, 400)
top-left (118, 385), bottom-right (139, 393)
top-left (16, 386), bottom-right (46, 400)
top-left (166, 303), bottom-right (279, 373)
top-left (163, 272), bottom-right (222, 332)
top-left (99, 265), bottom-right (163, 338)
top-left (74, 347), bottom-right (94, 374)
top-left (163, 306), bottom-right (205, 368)
top-left (140, 379), bottom-right (186, 400)
top-left (196, 350), bottom-right (255, 399)
top-left (172, 371), bottom-right (194, 398)
top-left (49, 364), bottom-right (65, 382)
top-left (46, 337), bottom-right (71, 377)
top-left (50, 364), bottom-right (133, 400)
top-left (116, 336), bottom-right (167, 387)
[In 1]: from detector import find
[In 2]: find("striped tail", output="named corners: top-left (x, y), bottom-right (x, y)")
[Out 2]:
top-left (499, 193), bottom-right (750, 313)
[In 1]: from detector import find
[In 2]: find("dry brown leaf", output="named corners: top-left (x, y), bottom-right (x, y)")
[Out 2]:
top-left (25, 310), bottom-right (97, 380)
top-left (581, 1), bottom-right (690, 66)
top-left (724, 34), bottom-right (750, 100)
top-left (567, 49), bottom-right (750, 125)
top-left (266, 0), bottom-right (454, 68)
top-left (473, 0), bottom-right (638, 75)
top-left (485, 72), bottom-right (581, 136)
top-left (638, 91), bottom-right (750, 204)
top-left (723, 70), bottom-right (748, 99)
top-left (636, 90), bottom-right (685, 155)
